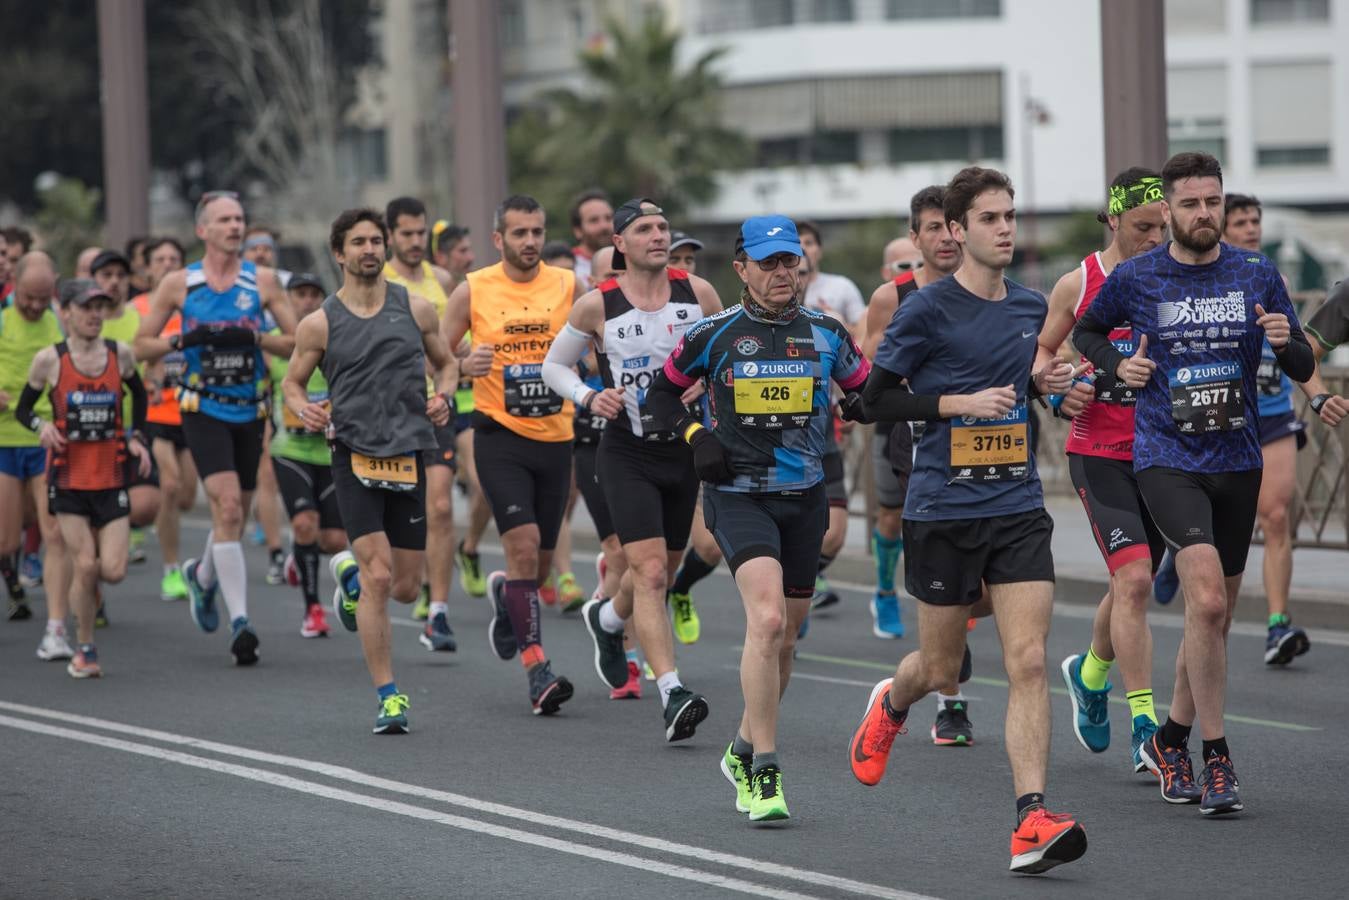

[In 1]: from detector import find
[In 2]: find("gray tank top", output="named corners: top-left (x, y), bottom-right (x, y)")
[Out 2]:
top-left (320, 282), bottom-right (436, 456)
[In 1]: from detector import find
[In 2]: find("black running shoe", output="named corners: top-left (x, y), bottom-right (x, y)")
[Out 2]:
top-left (528, 661), bottom-right (573, 716)
top-left (931, 699), bottom-right (974, 746)
top-left (582, 598), bottom-right (629, 689)
top-left (663, 686), bottom-right (709, 743)
top-left (486, 570), bottom-right (517, 661)
top-left (1199, 755), bottom-right (1243, 815)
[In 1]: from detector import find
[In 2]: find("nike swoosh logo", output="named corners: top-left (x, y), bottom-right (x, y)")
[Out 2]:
top-left (1022, 330), bottom-right (1036, 339)
top-left (409, 516), bottom-right (425, 524)
top-left (1019, 833), bottom-right (1041, 844)
top-left (853, 737), bottom-right (872, 763)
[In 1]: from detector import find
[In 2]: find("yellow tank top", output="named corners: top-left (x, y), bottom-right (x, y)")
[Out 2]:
top-left (383, 261), bottom-right (449, 317)
top-left (100, 304), bottom-right (142, 423)
top-left (468, 261), bottom-right (574, 442)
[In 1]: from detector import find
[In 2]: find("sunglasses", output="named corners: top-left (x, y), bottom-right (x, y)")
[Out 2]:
top-left (887, 260), bottom-right (924, 274)
top-left (748, 254), bottom-right (801, 272)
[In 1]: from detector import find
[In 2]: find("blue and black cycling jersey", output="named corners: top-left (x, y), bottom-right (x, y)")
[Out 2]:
top-left (653, 304), bottom-right (868, 494)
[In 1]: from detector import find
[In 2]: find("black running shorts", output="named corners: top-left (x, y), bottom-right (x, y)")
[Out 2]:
top-left (903, 508), bottom-right (1055, 606)
top-left (598, 427), bottom-right (698, 550)
top-left (181, 413), bottom-right (265, 491)
top-left (48, 486), bottom-right (130, 528)
top-left (330, 442), bottom-right (427, 550)
top-left (473, 417), bottom-right (572, 550)
top-left (272, 455), bottom-right (342, 531)
top-left (1137, 466), bottom-right (1262, 577)
top-left (573, 441), bottom-right (615, 541)
top-left (146, 422), bottom-right (188, 451)
top-left (1068, 453), bottom-right (1165, 575)
top-left (423, 423), bottom-right (459, 470)
top-left (702, 482), bottom-right (828, 599)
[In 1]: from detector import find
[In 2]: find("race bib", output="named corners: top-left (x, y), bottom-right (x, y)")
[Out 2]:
top-left (503, 363), bottom-right (563, 418)
top-left (1168, 361), bottom-right (1246, 434)
top-left (1255, 355), bottom-right (1284, 397)
top-left (200, 347), bottom-right (256, 387)
top-left (949, 404), bottom-right (1029, 482)
top-left (282, 392), bottom-right (330, 435)
top-left (65, 389), bottom-right (119, 442)
top-left (162, 351), bottom-right (188, 389)
top-left (731, 360), bottom-right (813, 429)
top-left (350, 451), bottom-right (418, 492)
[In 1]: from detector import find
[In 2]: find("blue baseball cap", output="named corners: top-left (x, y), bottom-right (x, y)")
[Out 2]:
top-left (737, 215), bottom-right (802, 261)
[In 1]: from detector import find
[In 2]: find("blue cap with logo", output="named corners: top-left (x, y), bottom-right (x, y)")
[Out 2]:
top-left (736, 215), bottom-right (802, 261)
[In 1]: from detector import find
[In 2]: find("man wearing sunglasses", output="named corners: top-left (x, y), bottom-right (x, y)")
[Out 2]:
top-left (135, 191), bottom-right (298, 667)
top-left (647, 215), bottom-right (870, 823)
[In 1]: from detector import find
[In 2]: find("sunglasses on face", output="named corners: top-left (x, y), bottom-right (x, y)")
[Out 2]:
top-left (751, 254), bottom-right (801, 272)
top-left (888, 260), bottom-right (923, 274)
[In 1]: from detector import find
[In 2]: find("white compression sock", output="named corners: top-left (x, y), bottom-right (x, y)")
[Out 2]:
top-left (937, 690), bottom-right (965, 712)
top-left (212, 541), bottom-right (248, 623)
top-left (598, 598), bottom-right (625, 634)
top-left (197, 530), bottom-right (217, 585)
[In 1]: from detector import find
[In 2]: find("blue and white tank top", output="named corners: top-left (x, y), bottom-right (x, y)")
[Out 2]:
top-left (182, 260), bottom-right (267, 423)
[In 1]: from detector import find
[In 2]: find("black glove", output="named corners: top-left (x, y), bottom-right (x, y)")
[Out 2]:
top-left (182, 325), bottom-right (256, 348)
top-left (689, 428), bottom-right (733, 483)
top-left (839, 392), bottom-right (871, 424)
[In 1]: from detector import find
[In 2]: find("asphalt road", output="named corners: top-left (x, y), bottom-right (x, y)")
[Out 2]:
top-left (1, 519), bottom-right (1344, 899)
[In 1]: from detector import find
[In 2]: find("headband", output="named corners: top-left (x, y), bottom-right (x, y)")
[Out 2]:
top-left (1108, 176), bottom-right (1163, 216)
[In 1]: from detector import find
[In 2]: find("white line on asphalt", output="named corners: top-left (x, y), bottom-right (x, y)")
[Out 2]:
top-left (0, 714), bottom-right (818, 900)
top-left (0, 701), bottom-right (938, 900)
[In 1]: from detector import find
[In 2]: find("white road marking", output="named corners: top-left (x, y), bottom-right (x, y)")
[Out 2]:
top-left (0, 701), bottom-right (938, 900)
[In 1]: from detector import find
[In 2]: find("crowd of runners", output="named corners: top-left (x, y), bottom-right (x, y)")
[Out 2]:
top-left (2, 148), bottom-right (1347, 876)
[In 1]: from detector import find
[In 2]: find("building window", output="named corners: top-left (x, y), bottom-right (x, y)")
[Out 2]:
top-left (1168, 116), bottom-right (1227, 163)
top-left (1251, 0), bottom-right (1329, 24)
top-left (1251, 61), bottom-right (1331, 169)
top-left (810, 0), bottom-right (855, 22)
top-left (338, 128), bottom-right (388, 182)
top-left (755, 132), bottom-right (860, 167)
top-left (886, 0), bottom-right (1000, 20)
top-left (1256, 146), bottom-right (1330, 166)
top-left (888, 125), bottom-right (1004, 164)
top-left (500, 0), bottom-right (526, 47)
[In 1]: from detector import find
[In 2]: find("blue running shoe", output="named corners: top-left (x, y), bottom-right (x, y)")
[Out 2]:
top-left (329, 551), bottom-right (360, 632)
top-left (1139, 734), bottom-right (1202, 804)
top-left (796, 611), bottom-right (810, 640)
top-left (183, 557), bottom-right (219, 634)
top-left (1264, 621), bottom-right (1310, 666)
top-left (230, 617), bottom-right (260, 666)
top-left (1060, 654), bottom-right (1111, 752)
top-left (1199, 755), bottom-right (1243, 815)
top-left (19, 552), bottom-right (42, 588)
top-left (1153, 552), bottom-right (1179, 605)
top-left (419, 612), bottom-right (457, 652)
top-left (1130, 716), bottom-right (1158, 774)
top-left (871, 593), bottom-right (903, 638)
top-left (374, 693), bottom-right (410, 734)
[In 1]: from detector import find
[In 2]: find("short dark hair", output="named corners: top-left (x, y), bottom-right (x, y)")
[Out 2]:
top-left (908, 186), bottom-right (946, 229)
top-left (145, 236), bottom-right (185, 261)
top-left (943, 167), bottom-right (1015, 229)
top-left (385, 196), bottom-right (426, 229)
top-left (435, 224), bottom-right (470, 254)
top-left (796, 220), bottom-right (823, 245)
top-left (1161, 152), bottom-right (1223, 197)
top-left (124, 235), bottom-right (149, 263)
top-left (495, 195), bottom-right (544, 233)
top-left (1, 226), bottom-right (33, 253)
top-left (329, 208), bottom-right (389, 253)
top-left (1224, 192), bottom-right (1261, 217)
top-left (540, 241), bottom-right (573, 263)
top-left (569, 189), bottom-right (609, 229)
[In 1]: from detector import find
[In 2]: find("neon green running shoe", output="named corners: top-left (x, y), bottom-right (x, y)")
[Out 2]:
top-left (456, 541), bottom-right (486, 597)
top-left (160, 567), bottom-right (188, 602)
top-left (748, 765), bottom-right (790, 822)
top-left (329, 551), bottom-right (359, 632)
top-left (720, 743), bottom-right (753, 813)
top-left (558, 571), bottom-right (586, 612)
top-left (411, 584), bottom-right (430, 622)
top-left (373, 693), bottom-right (410, 734)
top-left (669, 590), bottom-right (701, 644)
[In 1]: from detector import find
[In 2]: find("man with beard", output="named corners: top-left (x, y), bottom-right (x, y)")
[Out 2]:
top-left (570, 189), bottom-right (614, 289)
top-left (1074, 152), bottom-right (1317, 817)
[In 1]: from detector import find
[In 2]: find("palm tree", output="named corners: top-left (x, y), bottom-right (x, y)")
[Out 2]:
top-left (508, 9), bottom-right (749, 217)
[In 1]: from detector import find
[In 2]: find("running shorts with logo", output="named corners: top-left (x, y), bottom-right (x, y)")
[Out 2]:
top-left (1138, 468), bottom-right (1262, 576)
top-left (474, 416), bottom-right (572, 546)
top-left (267, 352), bottom-right (340, 530)
top-left (599, 427), bottom-right (697, 549)
top-left (873, 274), bottom-right (1055, 606)
top-left (330, 442), bottom-right (425, 548)
top-left (702, 482), bottom-right (828, 598)
top-left (45, 340), bottom-right (132, 526)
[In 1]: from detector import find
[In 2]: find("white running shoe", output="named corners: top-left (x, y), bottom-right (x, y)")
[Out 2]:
top-left (36, 631), bottom-right (75, 661)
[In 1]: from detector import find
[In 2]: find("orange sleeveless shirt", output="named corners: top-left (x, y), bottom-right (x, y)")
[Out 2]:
top-left (48, 340), bottom-right (127, 491)
top-left (134, 292), bottom-right (184, 426)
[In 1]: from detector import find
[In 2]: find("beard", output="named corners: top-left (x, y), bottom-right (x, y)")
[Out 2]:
top-left (502, 243), bottom-right (538, 271)
top-left (1173, 216), bottom-right (1221, 254)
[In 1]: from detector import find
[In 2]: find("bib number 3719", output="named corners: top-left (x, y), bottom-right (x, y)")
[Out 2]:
top-left (949, 404), bottom-right (1029, 482)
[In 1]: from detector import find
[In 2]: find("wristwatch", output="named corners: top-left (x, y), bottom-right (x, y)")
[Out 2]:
top-left (1310, 393), bottom-right (1331, 414)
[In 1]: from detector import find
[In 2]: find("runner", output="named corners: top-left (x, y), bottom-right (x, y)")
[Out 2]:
top-left (860, 185), bottom-right (973, 745)
top-left (134, 238), bottom-right (196, 602)
top-left (268, 273), bottom-right (342, 639)
top-left (382, 196), bottom-right (458, 650)
top-left (15, 280), bottom-right (152, 678)
top-left (846, 166), bottom-right (1086, 873)
top-left (647, 214), bottom-right (870, 821)
top-left (442, 194), bottom-right (578, 715)
top-left (1073, 151), bottom-right (1318, 816)
top-left (797, 220), bottom-right (866, 337)
top-left (135, 190), bottom-right (298, 666)
top-left (570, 189), bottom-right (613, 289)
top-left (283, 207), bottom-right (456, 733)
top-left (0, 252), bottom-right (72, 657)
top-left (431, 221), bottom-right (476, 282)
top-left (242, 226), bottom-right (287, 580)
top-left (544, 198), bottom-right (723, 742)
top-left (1037, 168), bottom-right (1169, 773)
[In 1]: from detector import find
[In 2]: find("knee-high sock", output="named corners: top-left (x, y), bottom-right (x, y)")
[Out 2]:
top-left (212, 541), bottom-right (248, 622)
top-left (670, 547), bottom-right (715, 595)
top-left (873, 530), bottom-right (903, 594)
top-left (504, 579), bottom-right (541, 651)
top-left (198, 530), bottom-right (217, 585)
top-left (295, 542), bottom-right (320, 608)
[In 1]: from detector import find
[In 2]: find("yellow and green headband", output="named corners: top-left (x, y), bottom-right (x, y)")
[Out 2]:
top-left (1108, 176), bottom-right (1164, 216)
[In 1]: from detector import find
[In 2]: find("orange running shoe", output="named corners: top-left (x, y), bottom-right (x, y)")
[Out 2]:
top-left (67, 647), bottom-right (103, 679)
top-left (1009, 808), bottom-right (1087, 875)
top-left (849, 678), bottom-right (906, 786)
top-left (609, 660), bottom-right (642, 700)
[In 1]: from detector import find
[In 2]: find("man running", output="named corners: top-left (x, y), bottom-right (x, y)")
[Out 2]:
top-left (544, 198), bottom-right (723, 742)
top-left (1073, 151), bottom-right (1317, 816)
top-left (382, 196), bottom-right (459, 650)
top-left (1038, 168), bottom-right (1169, 773)
top-left (647, 214), bottom-right (870, 822)
top-left (443, 194), bottom-right (579, 715)
top-left (0, 253), bottom-right (71, 654)
top-left (846, 167), bottom-right (1085, 874)
top-left (570, 189), bottom-right (614, 289)
top-left (15, 280), bottom-right (152, 678)
top-left (268, 273), bottom-right (342, 639)
top-left (285, 208), bottom-right (456, 733)
top-left (135, 191), bottom-right (297, 666)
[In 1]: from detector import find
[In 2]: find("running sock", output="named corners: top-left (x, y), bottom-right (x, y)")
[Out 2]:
top-left (624, 647), bottom-right (639, 664)
top-left (1160, 716), bottom-right (1192, 749)
top-left (751, 751), bottom-right (779, 774)
top-left (1269, 612), bottom-right (1290, 627)
top-left (46, 619), bottom-right (65, 636)
top-left (817, 552), bottom-right (835, 575)
top-left (503, 579), bottom-right (541, 650)
top-left (198, 530), bottom-right (217, 585)
top-left (1016, 792), bottom-right (1045, 824)
top-left (936, 690), bottom-right (965, 712)
top-left (670, 547), bottom-right (715, 595)
top-left (873, 530), bottom-right (903, 594)
top-left (732, 734), bottom-right (754, 758)
top-left (520, 644), bottom-right (545, 669)
top-left (1079, 646), bottom-right (1113, 691)
top-left (79, 643), bottom-right (98, 661)
top-left (597, 598), bottom-right (625, 634)
top-left (294, 542), bottom-right (320, 608)
top-left (429, 601), bottom-right (449, 618)
top-left (1126, 689), bottom-right (1157, 725)
top-left (656, 672), bottom-right (683, 708)
top-left (881, 692), bottom-right (908, 723)
top-left (1201, 737), bottom-right (1230, 762)
top-left (376, 682), bottom-right (398, 701)
top-left (211, 541), bottom-right (248, 622)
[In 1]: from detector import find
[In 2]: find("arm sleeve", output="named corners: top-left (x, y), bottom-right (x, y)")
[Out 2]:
top-left (828, 322), bottom-right (870, 391)
top-left (1071, 268), bottom-right (1130, 377)
top-left (1305, 280), bottom-right (1349, 351)
top-left (858, 366), bottom-right (943, 422)
top-left (125, 369), bottom-right (148, 433)
top-left (541, 322), bottom-right (594, 406)
top-left (13, 383), bottom-right (45, 432)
